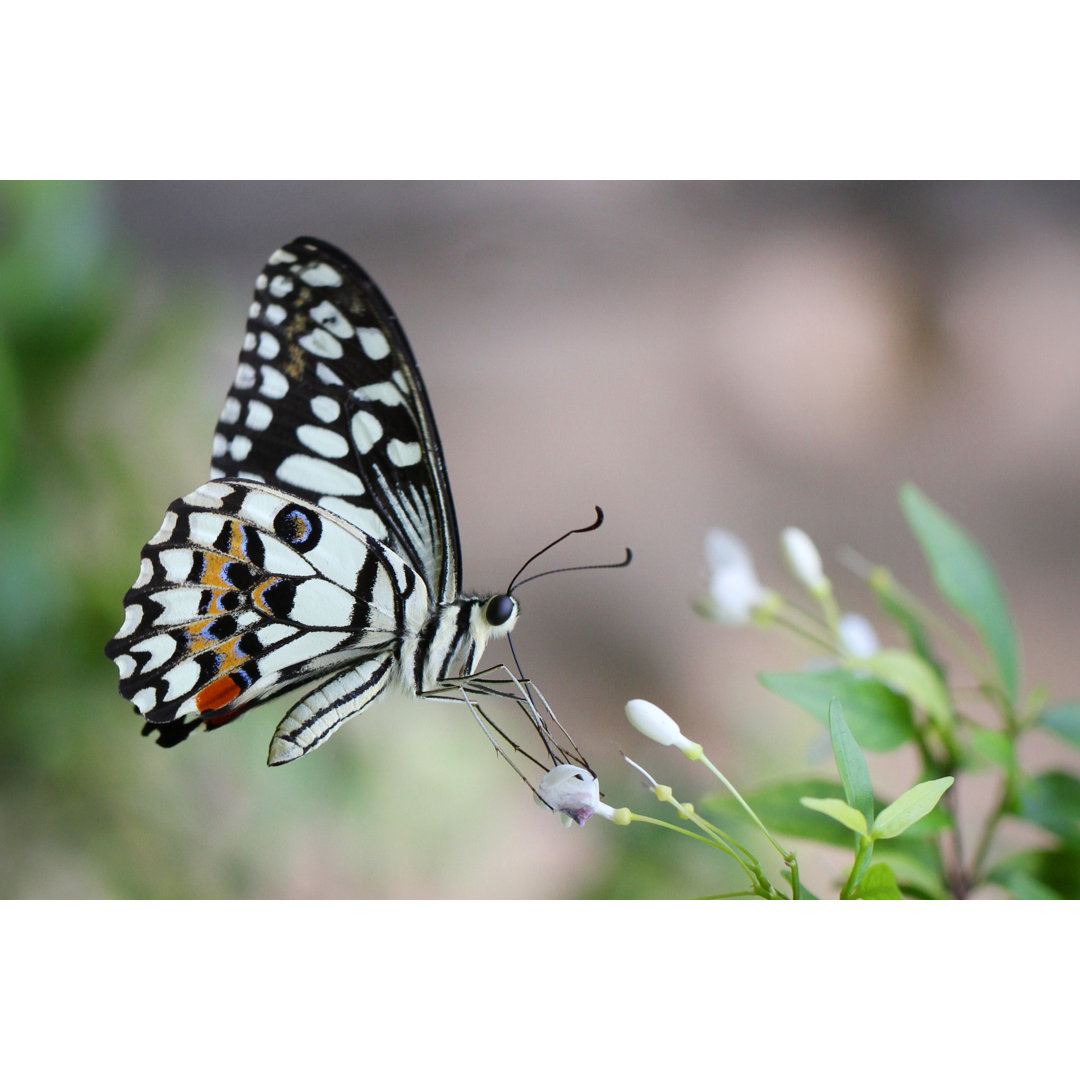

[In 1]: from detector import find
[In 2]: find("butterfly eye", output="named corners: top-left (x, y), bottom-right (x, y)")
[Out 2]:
top-left (486, 594), bottom-right (516, 627)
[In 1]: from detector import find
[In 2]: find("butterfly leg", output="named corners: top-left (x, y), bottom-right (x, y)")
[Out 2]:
top-left (268, 654), bottom-right (394, 765)
top-left (436, 664), bottom-right (591, 774)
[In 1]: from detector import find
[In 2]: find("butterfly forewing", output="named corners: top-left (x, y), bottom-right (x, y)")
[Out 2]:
top-left (211, 237), bottom-right (461, 604)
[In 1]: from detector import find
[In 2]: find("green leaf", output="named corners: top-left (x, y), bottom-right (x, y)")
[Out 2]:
top-left (855, 649), bottom-right (953, 724)
top-left (1039, 702), bottom-right (1080, 751)
top-left (1015, 772), bottom-right (1080, 847)
top-left (759, 669), bottom-right (916, 752)
top-left (990, 869), bottom-right (1061, 900)
top-left (703, 778), bottom-right (948, 850)
top-left (703, 778), bottom-right (855, 848)
top-left (874, 850), bottom-right (948, 898)
top-left (828, 700), bottom-right (874, 826)
top-left (899, 483), bottom-right (1018, 702)
top-left (855, 862), bottom-right (904, 899)
top-left (872, 777), bottom-right (954, 840)
top-left (0, 332), bottom-right (21, 488)
top-left (800, 797), bottom-right (868, 836)
top-left (967, 727), bottom-right (1016, 771)
top-left (986, 846), bottom-right (1080, 899)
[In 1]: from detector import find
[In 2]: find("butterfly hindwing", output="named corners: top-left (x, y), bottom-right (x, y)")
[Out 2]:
top-left (104, 480), bottom-right (431, 740)
top-left (210, 237), bottom-right (461, 605)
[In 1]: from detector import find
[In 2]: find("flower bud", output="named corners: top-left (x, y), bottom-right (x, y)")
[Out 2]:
top-left (781, 527), bottom-right (826, 592)
top-left (704, 529), bottom-right (769, 624)
top-left (838, 612), bottom-right (881, 658)
top-left (705, 528), bottom-right (756, 577)
top-left (624, 699), bottom-right (701, 757)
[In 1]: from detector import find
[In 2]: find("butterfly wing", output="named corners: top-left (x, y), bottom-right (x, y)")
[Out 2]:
top-left (210, 236), bottom-right (461, 605)
top-left (104, 480), bottom-right (429, 743)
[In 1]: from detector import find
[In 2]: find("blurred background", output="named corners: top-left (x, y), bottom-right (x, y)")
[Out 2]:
top-left (2, 180), bottom-right (1079, 898)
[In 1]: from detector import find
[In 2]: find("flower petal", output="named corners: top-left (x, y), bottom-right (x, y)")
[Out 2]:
top-left (536, 764), bottom-right (601, 826)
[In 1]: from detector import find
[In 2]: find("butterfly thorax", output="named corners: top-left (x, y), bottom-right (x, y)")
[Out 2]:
top-left (398, 593), bottom-right (520, 695)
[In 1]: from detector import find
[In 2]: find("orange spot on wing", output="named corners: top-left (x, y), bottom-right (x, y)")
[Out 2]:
top-left (226, 522), bottom-right (248, 560)
top-left (251, 576), bottom-right (282, 615)
top-left (198, 552), bottom-right (234, 591)
top-left (185, 618), bottom-right (217, 651)
top-left (196, 676), bottom-right (242, 714)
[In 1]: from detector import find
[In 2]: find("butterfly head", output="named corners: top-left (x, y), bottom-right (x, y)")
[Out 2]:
top-left (485, 593), bottom-right (518, 632)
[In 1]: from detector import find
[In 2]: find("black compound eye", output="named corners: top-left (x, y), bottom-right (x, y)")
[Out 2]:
top-left (486, 594), bottom-right (516, 626)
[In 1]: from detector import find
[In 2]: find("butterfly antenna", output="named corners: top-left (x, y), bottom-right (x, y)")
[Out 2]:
top-left (506, 506), bottom-right (604, 593)
top-left (506, 506), bottom-right (632, 595)
top-left (509, 548), bottom-right (632, 592)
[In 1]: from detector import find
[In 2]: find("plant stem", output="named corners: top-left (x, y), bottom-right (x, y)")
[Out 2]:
top-left (769, 611), bottom-right (837, 654)
top-left (969, 788), bottom-right (1009, 886)
top-left (628, 813), bottom-right (760, 889)
top-left (840, 835), bottom-right (875, 899)
top-left (697, 752), bottom-right (802, 898)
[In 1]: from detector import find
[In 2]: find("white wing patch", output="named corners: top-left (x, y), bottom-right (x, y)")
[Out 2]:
top-left (276, 455), bottom-right (366, 495)
top-left (299, 328), bottom-right (344, 360)
top-left (310, 395), bottom-right (341, 423)
top-left (387, 439), bottom-right (422, 467)
top-left (246, 400), bottom-right (274, 431)
top-left (351, 411), bottom-right (383, 453)
top-left (357, 327), bottom-right (391, 359)
top-left (297, 425), bottom-right (349, 459)
top-left (299, 263), bottom-right (343, 288)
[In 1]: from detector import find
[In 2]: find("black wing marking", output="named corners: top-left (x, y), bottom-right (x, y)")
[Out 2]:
top-left (210, 236), bottom-right (462, 604)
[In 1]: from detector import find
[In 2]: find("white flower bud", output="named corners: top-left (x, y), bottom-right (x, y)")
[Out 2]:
top-left (709, 567), bottom-right (769, 624)
top-left (838, 612), bottom-right (881, 658)
top-left (704, 529), bottom-right (768, 624)
top-left (705, 528), bottom-right (756, 577)
top-left (781, 527), bottom-right (826, 592)
top-left (536, 764), bottom-right (601, 827)
top-left (624, 699), bottom-right (699, 755)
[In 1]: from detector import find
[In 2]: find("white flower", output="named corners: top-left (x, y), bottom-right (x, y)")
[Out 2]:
top-left (705, 528), bottom-right (756, 578)
top-left (781, 527), bottom-right (826, 592)
top-left (704, 529), bottom-right (768, 624)
top-left (625, 699), bottom-right (701, 756)
top-left (536, 764), bottom-right (601, 827)
top-left (838, 612), bottom-right (881, 658)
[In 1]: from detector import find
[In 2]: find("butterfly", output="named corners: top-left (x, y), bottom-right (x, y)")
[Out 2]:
top-left (105, 236), bottom-right (613, 772)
